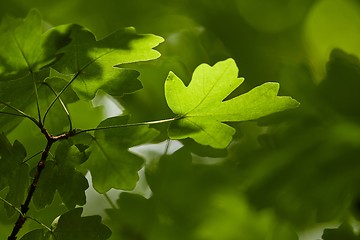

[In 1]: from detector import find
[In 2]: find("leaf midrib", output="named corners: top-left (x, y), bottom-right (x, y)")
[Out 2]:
top-left (183, 64), bottom-right (230, 117)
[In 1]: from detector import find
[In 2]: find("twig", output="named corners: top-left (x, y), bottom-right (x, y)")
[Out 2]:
top-left (104, 193), bottom-right (117, 209)
top-left (0, 100), bottom-right (40, 127)
top-left (41, 82), bottom-right (73, 131)
top-left (74, 117), bottom-right (179, 135)
top-left (43, 72), bottom-right (79, 125)
top-left (8, 128), bottom-right (74, 240)
top-left (0, 197), bottom-right (52, 232)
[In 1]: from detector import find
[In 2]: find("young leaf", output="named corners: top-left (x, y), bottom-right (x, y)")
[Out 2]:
top-left (84, 115), bottom-right (159, 193)
top-left (165, 58), bottom-right (300, 148)
top-left (52, 25), bottom-right (164, 100)
top-left (21, 208), bottom-right (111, 240)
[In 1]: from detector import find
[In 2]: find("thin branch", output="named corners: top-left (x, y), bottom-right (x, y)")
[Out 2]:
top-left (163, 139), bottom-right (171, 156)
top-left (0, 111), bottom-right (27, 118)
top-left (21, 150), bottom-right (43, 165)
top-left (43, 72), bottom-right (79, 125)
top-left (0, 100), bottom-right (40, 127)
top-left (41, 82), bottom-right (73, 131)
top-left (27, 216), bottom-right (52, 232)
top-left (32, 73), bottom-right (42, 124)
top-left (8, 140), bottom-right (53, 240)
top-left (8, 128), bottom-right (74, 240)
top-left (0, 197), bottom-right (52, 232)
top-left (74, 117), bottom-right (179, 135)
top-left (104, 193), bottom-right (117, 209)
top-left (0, 196), bottom-right (23, 216)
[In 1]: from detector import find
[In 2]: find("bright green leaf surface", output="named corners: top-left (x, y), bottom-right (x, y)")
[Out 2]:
top-left (165, 58), bottom-right (299, 148)
top-left (53, 25), bottom-right (164, 100)
top-left (85, 115), bottom-right (159, 193)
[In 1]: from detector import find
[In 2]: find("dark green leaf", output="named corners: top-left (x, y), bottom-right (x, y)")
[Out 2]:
top-left (33, 142), bottom-right (89, 209)
top-left (53, 208), bottom-right (111, 240)
top-left (0, 134), bottom-right (28, 216)
top-left (55, 141), bottom-right (88, 167)
top-left (21, 208), bottom-right (111, 240)
top-left (20, 229), bottom-right (52, 240)
top-left (33, 161), bottom-right (58, 209)
top-left (322, 223), bottom-right (360, 240)
top-left (85, 115), bottom-right (159, 193)
top-left (5, 164), bottom-right (29, 216)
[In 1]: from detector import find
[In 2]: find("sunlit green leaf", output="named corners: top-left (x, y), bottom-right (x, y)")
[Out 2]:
top-left (165, 58), bottom-right (299, 148)
top-left (52, 25), bottom-right (164, 100)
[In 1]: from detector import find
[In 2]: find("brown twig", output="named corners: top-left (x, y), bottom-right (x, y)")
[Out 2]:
top-left (8, 126), bottom-right (75, 240)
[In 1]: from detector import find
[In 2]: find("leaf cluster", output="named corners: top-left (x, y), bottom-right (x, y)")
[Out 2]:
top-left (8, 3), bottom-right (360, 239)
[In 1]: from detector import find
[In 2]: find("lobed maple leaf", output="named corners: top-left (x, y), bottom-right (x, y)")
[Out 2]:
top-left (165, 58), bottom-right (299, 148)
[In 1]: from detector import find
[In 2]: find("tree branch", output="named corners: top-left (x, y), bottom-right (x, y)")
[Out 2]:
top-left (8, 127), bottom-right (75, 240)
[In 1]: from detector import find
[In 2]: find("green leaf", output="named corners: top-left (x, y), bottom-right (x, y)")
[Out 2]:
top-left (0, 10), bottom-right (48, 78)
top-left (55, 141), bottom-right (88, 167)
top-left (20, 229), bottom-right (52, 240)
top-left (322, 223), bottom-right (360, 240)
top-left (0, 134), bottom-right (28, 216)
top-left (55, 208), bottom-right (111, 240)
top-left (21, 208), bottom-right (111, 240)
top-left (33, 142), bottom-right (89, 209)
top-left (0, 10), bottom-right (71, 132)
top-left (33, 161), bottom-right (58, 209)
top-left (53, 25), bottom-right (164, 100)
top-left (85, 115), bottom-right (159, 193)
top-left (4, 164), bottom-right (29, 216)
top-left (0, 9), bottom-right (71, 79)
top-left (165, 58), bottom-right (300, 148)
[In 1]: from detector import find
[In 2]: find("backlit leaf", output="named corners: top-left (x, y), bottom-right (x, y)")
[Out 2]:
top-left (165, 58), bottom-right (299, 148)
top-left (52, 25), bottom-right (164, 100)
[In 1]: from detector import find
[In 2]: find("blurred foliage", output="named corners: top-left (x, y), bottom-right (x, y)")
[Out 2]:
top-left (1, 0), bottom-right (360, 239)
